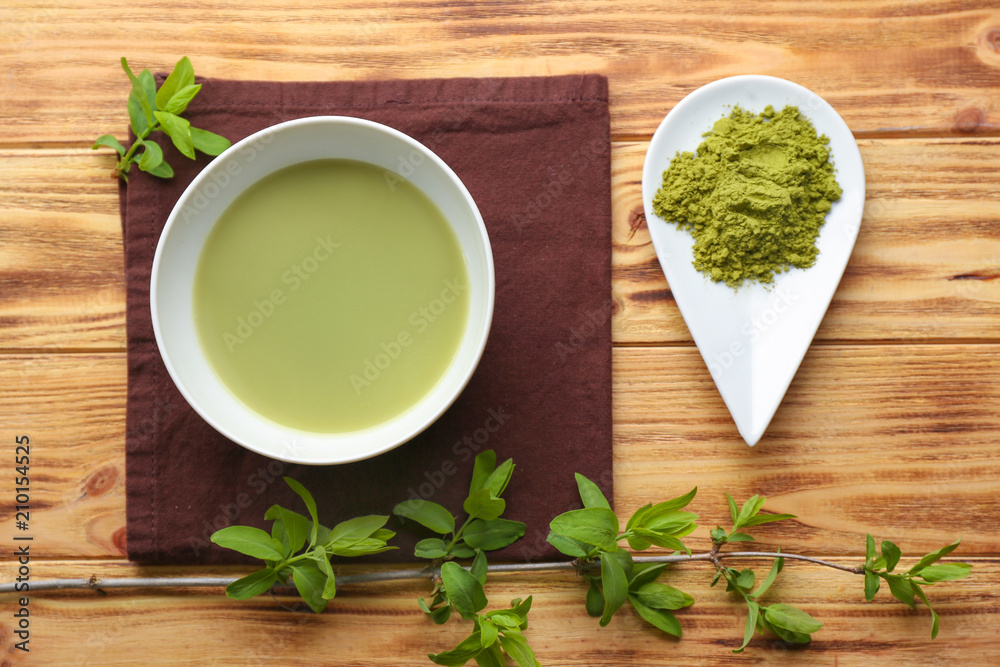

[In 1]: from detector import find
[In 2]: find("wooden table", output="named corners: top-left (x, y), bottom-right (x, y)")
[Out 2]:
top-left (2, 2), bottom-right (999, 664)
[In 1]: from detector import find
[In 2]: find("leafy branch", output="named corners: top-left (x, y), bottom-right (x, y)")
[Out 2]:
top-left (93, 56), bottom-right (230, 182)
top-left (206, 453), bottom-right (972, 662)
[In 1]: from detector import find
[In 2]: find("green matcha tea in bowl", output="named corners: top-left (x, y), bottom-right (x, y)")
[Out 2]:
top-left (151, 117), bottom-right (494, 465)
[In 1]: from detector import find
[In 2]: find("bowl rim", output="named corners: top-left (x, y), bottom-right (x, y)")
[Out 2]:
top-left (150, 115), bottom-right (495, 465)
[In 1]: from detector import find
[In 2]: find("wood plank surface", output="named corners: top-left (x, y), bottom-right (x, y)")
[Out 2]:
top-left (2, 138), bottom-right (999, 350)
top-left (0, 559), bottom-right (995, 665)
top-left (2, 1), bottom-right (999, 664)
top-left (1, 2), bottom-right (1000, 142)
top-left (2, 345), bottom-right (996, 559)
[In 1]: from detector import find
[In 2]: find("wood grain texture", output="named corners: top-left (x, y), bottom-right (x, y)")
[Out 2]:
top-left (2, 345), bottom-right (996, 559)
top-left (2, 138), bottom-right (999, 350)
top-left (0, 2), bottom-right (999, 142)
top-left (0, 559), bottom-right (995, 665)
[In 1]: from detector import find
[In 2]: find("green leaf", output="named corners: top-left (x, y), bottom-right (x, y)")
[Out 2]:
top-left (121, 58), bottom-right (153, 123)
top-left (127, 91), bottom-right (148, 137)
top-left (486, 611), bottom-right (522, 629)
top-left (546, 532), bottom-right (590, 558)
top-left (710, 526), bottom-right (728, 544)
top-left (329, 537), bottom-right (396, 557)
top-left (190, 127), bottom-right (231, 156)
top-left (550, 507), bottom-right (619, 552)
top-left (761, 616), bottom-right (811, 645)
top-left (320, 566), bottom-right (337, 600)
top-left (429, 631), bottom-right (483, 666)
top-left (764, 603), bottom-right (823, 634)
top-left (284, 477), bottom-right (320, 547)
top-left (153, 110), bottom-right (195, 159)
top-left (510, 596), bottom-right (532, 624)
top-left (498, 633), bottom-right (539, 667)
top-left (225, 568), bottom-right (278, 600)
top-left (727, 532), bottom-right (755, 542)
top-left (735, 568), bottom-right (756, 590)
top-left (440, 561), bottom-right (488, 619)
top-left (210, 526), bottom-right (284, 561)
top-left (640, 490), bottom-right (698, 527)
top-left (599, 551), bottom-right (628, 627)
top-left (604, 548), bottom-right (634, 580)
top-left (635, 582), bottom-right (694, 610)
top-left (163, 83), bottom-right (201, 115)
top-left (155, 56), bottom-right (195, 109)
top-left (883, 573), bottom-right (916, 610)
top-left (469, 450), bottom-right (497, 495)
top-left (483, 458), bottom-right (514, 498)
top-left (864, 570), bottom-right (880, 602)
top-left (478, 618), bottom-right (498, 649)
top-left (632, 528), bottom-right (688, 554)
top-left (137, 140), bottom-right (164, 172)
top-left (585, 579), bottom-right (604, 617)
top-left (751, 553), bottom-right (783, 600)
top-left (138, 68), bottom-right (157, 113)
top-left (911, 582), bottom-right (940, 639)
top-left (726, 492), bottom-right (739, 526)
top-left (741, 513), bottom-right (797, 528)
top-left (451, 543), bottom-right (477, 559)
top-left (264, 506), bottom-right (309, 558)
top-left (419, 596), bottom-right (453, 625)
top-left (328, 515), bottom-right (389, 549)
top-left (463, 488), bottom-right (506, 521)
top-left (916, 562), bottom-right (972, 582)
top-left (92, 134), bottom-right (126, 156)
top-left (866, 533), bottom-right (877, 568)
top-left (908, 539), bottom-right (962, 575)
top-left (734, 495), bottom-right (766, 531)
top-left (628, 595), bottom-right (682, 638)
top-left (575, 472), bottom-right (611, 509)
top-left (144, 159), bottom-right (174, 179)
top-left (625, 533), bottom-right (651, 551)
top-left (291, 561), bottom-right (328, 613)
top-left (628, 563), bottom-right (669, 591)
top-left (470, 549), bottom-right (488, 585)
top-left (393, 499), bottom-right (456, 535)
top-left (414, 538), bottom-right (449, 559)
top-left (626, 503), bottom-right (652, 533)
top-left (881, 540), bottom-right (902, 572)
top-left (734, 600), bottom-right (759, 653)
top-left (464, 518), bottom-right (526, 551)
top-left (475, 642), bottom-right (503, 667)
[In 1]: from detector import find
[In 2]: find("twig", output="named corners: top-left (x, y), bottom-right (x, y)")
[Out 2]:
top-left (0, 551), bottom-right (862, 595)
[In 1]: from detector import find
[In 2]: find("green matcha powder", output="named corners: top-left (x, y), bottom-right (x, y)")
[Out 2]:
top-left (652, 104), bottom-right (843, 289)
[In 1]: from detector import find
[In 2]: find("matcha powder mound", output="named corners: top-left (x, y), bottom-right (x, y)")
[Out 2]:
top-left (652, 104), bottom-right (843, 289)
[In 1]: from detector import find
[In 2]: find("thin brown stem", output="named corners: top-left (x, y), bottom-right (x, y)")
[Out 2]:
top-left (0, 551), bottom-right (863, 595)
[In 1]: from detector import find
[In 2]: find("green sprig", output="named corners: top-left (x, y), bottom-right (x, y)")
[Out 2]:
top-left (92, 57), bottom-right (231, 182)
top-left (210, 476), bottom-right (395, 613)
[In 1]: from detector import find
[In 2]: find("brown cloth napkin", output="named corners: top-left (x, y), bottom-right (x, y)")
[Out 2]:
top-left (122, 74), bottom-right (612, 564)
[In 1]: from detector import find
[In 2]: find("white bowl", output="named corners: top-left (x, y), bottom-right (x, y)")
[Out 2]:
top-left (151, 117), bottom-right (494, 465)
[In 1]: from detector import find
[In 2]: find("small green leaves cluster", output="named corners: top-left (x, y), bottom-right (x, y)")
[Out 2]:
top-left (93, 57), bottom-right (231, 182)
top-left (711, 493), bottom-right (822, 652)
top-left (710, 492), bottom-right (797, 547)
top-left (211, 477), bottom-right (395, 613)
top-left (427, 560), bottom-right (538, 667)
top-left (393, 450), bottom-right (524, 574)
top-left (863, 535), bottom-right (970, 638)
top-left (547, 474), bottom-right (697, 637)
top-left (393, 451), bottom-right (538, 666)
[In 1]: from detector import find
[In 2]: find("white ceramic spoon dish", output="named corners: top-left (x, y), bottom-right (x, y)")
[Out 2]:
top-left (641, 75), bottom-right (866, 446)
